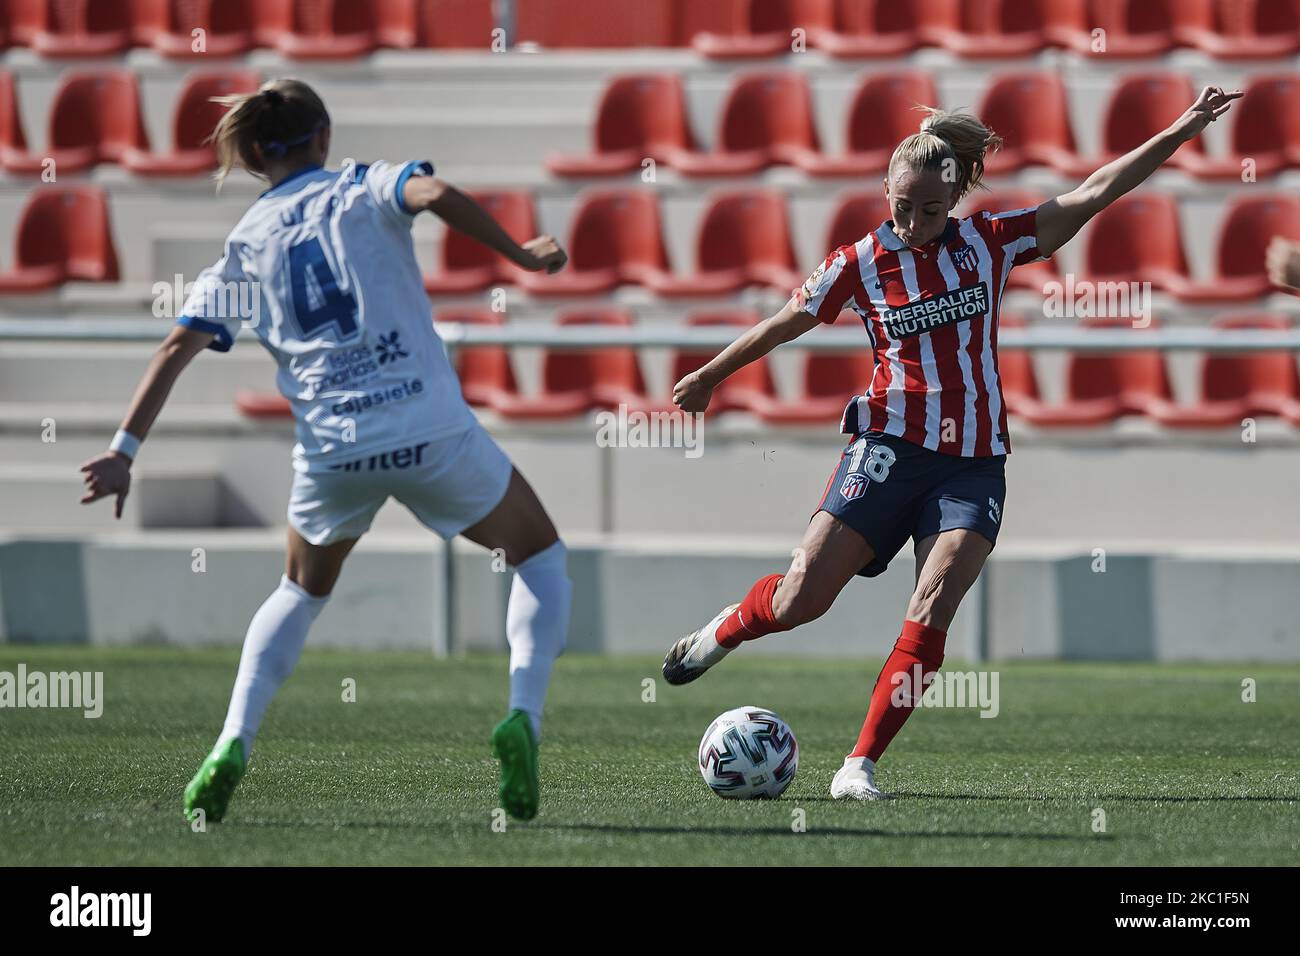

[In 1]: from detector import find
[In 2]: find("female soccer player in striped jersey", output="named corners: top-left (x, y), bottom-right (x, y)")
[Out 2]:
top-left (663, 86), bottom-right (1241, 799)
top-left (79, 79), bottom-right (571, 822)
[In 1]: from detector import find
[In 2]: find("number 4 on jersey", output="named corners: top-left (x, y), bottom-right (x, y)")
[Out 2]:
top-left (288, 236), bottom-right (358, 341)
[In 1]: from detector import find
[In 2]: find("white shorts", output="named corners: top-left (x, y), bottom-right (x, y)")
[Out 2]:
top-left (288, 424), bottom-right (513, 546)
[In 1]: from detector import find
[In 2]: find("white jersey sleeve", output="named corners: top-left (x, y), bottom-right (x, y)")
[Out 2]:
top-left (361, 159), bottom-right (435, 230)
top-left (177, 240), bottom-right (260, 352)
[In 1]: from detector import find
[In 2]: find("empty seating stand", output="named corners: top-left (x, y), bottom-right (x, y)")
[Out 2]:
top-left (652, 190), bottom-right (803, 297)
top-left (757, 310), bottom-right (875, 425)
top-left (801, 72), bottom-right (938, 178)
top-left (122, 70), bottom-right (260, 175)
top-left (672, 72), bottom-right (821, 177)
top-left (4, 71), bottom-right (147, 174)
top-left (439, 307), bottom-right (522, 410)
top-left (492, 310), bottom-right (659, 420)
top-left (545, 74), bottom-right (695, 178)
top-left (1015, 318), bottom-right (1178, 427)
top-left (423, 190), bottom-right (538, 294)
top-left (517, 189), bottom-right (675, 296)
top-left (663, 310), bottom-right (777, 416)
top-left (1151, 313), bottom-right (1300, 427)
top-left (0, 187), bottom-right (120, 292)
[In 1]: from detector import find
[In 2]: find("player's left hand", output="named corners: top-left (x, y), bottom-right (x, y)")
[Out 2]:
top-left (1266, 237), bottom-right (1300, 292)
top-left (1175, 86), bottom-right (1243, 141)
top-left (79, 452), bottom-right (132, 519)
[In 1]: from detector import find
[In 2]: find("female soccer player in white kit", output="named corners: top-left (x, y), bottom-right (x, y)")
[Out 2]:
top-left (79, 79), bottom-right (571, 822)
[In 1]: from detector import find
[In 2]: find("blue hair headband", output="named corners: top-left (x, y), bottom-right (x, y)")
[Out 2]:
top-left (260, 120), bottom-right (326, 158)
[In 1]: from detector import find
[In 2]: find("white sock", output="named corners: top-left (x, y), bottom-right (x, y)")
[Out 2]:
top-left (216, 575), bottom-right (328, 762)
top-left (506, 540), bottom-right (571, 740)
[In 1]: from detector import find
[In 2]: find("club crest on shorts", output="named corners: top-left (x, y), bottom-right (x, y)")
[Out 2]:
top-left (952, 243), bottom-right (979, 272)
top-left (839, 472), bottom-right (870, 501)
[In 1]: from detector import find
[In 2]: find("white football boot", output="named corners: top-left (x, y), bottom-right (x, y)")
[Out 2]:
top-left (662, 604), bottom-right (740, 686)
top-left (830, 755), bottom-right (891, 800)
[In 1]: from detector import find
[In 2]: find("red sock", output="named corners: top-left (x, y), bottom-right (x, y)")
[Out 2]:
top-left (715, 574), bottom-right (791, 649)
top-left (849, 620), bottom-right (947, 762)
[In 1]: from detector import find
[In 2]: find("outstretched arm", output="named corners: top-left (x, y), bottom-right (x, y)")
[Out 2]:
top-left (674, 298), bottom-right (822, 412)
top-left (1036, 85), bottom-right (1242, 258)
top-left (402, 175), bottom-right (567, 275)
top-left (79, 324), bottom-right (214, 517)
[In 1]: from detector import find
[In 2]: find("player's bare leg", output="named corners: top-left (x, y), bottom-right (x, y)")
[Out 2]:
top-left (833, 528), bottom-right (992, 801)
top-left (185, 530), bottom-right (357, 823)
top-left (461, 467), bottom-right (571, 820)
top-left (663, 511), bottom-right (874, 685)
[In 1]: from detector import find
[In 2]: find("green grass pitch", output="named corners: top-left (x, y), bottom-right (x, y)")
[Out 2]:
top-left (1, 646), bottom-right (1297, 866)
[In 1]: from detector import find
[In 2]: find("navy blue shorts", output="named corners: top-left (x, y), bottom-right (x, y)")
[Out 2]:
top-left (814, 430), bottom-right (1007, 578)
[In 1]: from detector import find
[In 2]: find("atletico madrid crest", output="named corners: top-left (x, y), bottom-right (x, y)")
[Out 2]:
top-left (952, 243), bottom-right (979, 272)
top-left (839, 472), bottom-right (870, 501)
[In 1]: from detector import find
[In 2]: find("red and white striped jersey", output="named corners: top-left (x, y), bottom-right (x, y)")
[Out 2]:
top-left (793, 207), bottom-right (1043, 457)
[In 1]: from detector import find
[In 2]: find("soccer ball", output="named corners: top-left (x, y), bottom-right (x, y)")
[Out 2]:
top-left (698, 706), bottom-right (799, 799)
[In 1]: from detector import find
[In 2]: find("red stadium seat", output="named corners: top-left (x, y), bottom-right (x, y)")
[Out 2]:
top-left (1218, 74), bottom-right (1300, 178)
top-left (978, 72), bottom-right (1091, 177)
top-left (673, 72), bottom-right (820, 177)
top-left (492, 310), bottom-right (652, 420)
top-left (0, 70), bottom-right (33, 170)
top-left (648, 190), bottom-right (802, 297)
top-left (819, 0), bottom-right (956, 57)
top-left (121, 70), bottom-right (260, 176)
top-left (800, 72), bottom-right (937, 178)
top-left (1099, 73), bottom-right (1211, 175)
top-left (1082, 194), bottom-right (1197, 298)
top-left (1180, 195), bottom-right (1300, 303)
top-left (690, 0), bottom-right (836, 58)
top-left (517, 0), bottom-right (678, 48)
top-left (135, 0), bottom-right (258, 58)
top-left (1016, 319), bottom-right (1177, 427)
top-left (4, 70), bottom-right (147, 174)
top-left (235, 391), bottom-right (291, 418)
top-left (1181, 0), bottom-right (1300, 57)
top-left (935, 0), bottom-right (1087, 57)
top-left (438, 307), bottom-right (521, 410)
top-left (823, 193), bottom-right (892, 251)
top-left (412, 0), bottom-right (495, 48)
top-left (7, 0), bottom-right (134, 56)
top-left (757, 310), bottom-right (874, 425)
top-left (518, 190), bottom-right (674, 296)
top-left (957, 191), bottom-right (1056, 291)
top-left (1151, 313), bottom-right (1300, 427)
top-left (994, 313), bottom-right (1047, 418)
top-left (423, 190), bottom-right (538, 294)
top-left (1080, 0), bottom-right (1214, 57)
top-left (0, 186), bottom-right (120, 292)
top-left (254, 0), bottom-right (415, 58)
top-left (669, 310), bottom-right (777, 415)
top-left (545, 74), bottom-right (695, 178)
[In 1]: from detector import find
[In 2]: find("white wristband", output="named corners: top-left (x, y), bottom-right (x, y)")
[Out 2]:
top-left (109, 429), bottom-right (140, 461)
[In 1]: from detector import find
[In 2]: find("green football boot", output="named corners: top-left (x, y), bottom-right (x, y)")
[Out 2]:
top-left (491, 710), bottom-right (539, 821)
top-left (183, 738), bottom-right (246, 824)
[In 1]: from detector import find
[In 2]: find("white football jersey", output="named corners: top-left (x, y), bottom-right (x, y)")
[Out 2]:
top-left (177, 159), bottom-right (477, 473)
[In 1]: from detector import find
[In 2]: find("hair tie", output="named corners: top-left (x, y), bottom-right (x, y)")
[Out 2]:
top-left (260, 120), bottom-right (326, 159)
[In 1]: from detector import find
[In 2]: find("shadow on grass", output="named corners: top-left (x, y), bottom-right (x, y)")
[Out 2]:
top-left (878, 792), bottom-right (1300, 804)
top-left (543, 822), bottom-right (1105, 842)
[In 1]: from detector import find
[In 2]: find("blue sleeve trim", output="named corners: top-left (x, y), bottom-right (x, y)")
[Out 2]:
top-left (394, 160), bottom-right (435, 216)
top-left (351, 162), bottom-right (370, 184)
top-left (178, 315), bottom-right (234, 353)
